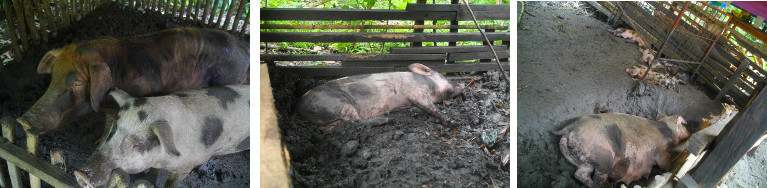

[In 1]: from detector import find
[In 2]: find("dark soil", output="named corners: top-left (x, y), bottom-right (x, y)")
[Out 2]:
top-left (0, 2), bottom-right (248, 187)
top-left (268, 65), bottom-right (511, 187)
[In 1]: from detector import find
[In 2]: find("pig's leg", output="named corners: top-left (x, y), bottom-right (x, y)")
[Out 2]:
top-left (655, 151), bottom-right (672, 170)
top-left (166, 171), bottom-right (190, 188)
top-left (410, 98), bottom-right (453, 126)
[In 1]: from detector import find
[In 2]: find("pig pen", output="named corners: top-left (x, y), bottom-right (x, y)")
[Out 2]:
top-left (0, 2), bottom-right (249, 187)
top-left (517, 1), bottom-right (767, 187)
top-left (267, 64), bottom-right (511, 186)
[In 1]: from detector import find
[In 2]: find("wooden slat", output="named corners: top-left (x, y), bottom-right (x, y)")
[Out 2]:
top-left (447, 50), bottom-right (510, 61)
top-left (202, 0), bottom-right (212, 23)
top-left (690, 86), bottom-right (767, 187)
top-left (0, 138), bottom-right (77, 188)
top-left (240, 7), bottom-right (249, 36)
top-left (261, 8), bottom-right (456, 21)
top-left (341, 61), bottom-right (445, 67)
top-left (3, 0), bottom-right (21, 58)
top-left (41, 0), bottom-right (57, 37)
top-left (279, 62), bottom-right (509, 76)
top-left (2, 117), bottom-right (23, 188)
top-left (178, 0), bottom-right (187, 19)
top-left (22, 1), bottom-right (39, 43)
top-left (260, 64), bottom-right (292, 188)
top-left (406, 3), bottom-right (511, 20)
top-left (261, 54), bottom-right (447, 61)
top-left (390, 45), bottom-right (508, 54)
top-left (32, 0), bottom-right (48, 43)
top-left (260, 32), bottom-right (510, 42)
top-left (261, 24), bottom-right (508, 30)
top-left (215, 0), bottom-right (227, 28)
top-left (207, 0), bottom-right (218, 25)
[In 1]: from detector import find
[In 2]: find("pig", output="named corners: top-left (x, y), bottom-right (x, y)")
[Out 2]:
top-left (612, 28), bottom-right (648, 49)
top-left (74, 85), bottom-right (250, 188)
top-left (554, 113), bottom-right (690, 187)
top-left (626, 65), bottom-right (680, 90)
top-left (18, 27), bottom-right (249, 135)
top-left (640, 48), bottom-right (655, 64)
top-left (295, 63), bottom-right (463, 132)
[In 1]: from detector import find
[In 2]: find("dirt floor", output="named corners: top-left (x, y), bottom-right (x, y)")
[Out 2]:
top-left (267, 63), bottom-right (511, 187)
top-left (517, 1), bottom-right (767, 187)
top-left (0, 2), bottom-right (249, 187)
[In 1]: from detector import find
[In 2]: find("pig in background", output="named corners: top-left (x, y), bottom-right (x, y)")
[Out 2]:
top-left (75, 85), bottom-right (250, 188)
top-left (554, 113), bottom-right (690, 187)
top-left (295, 63), bottom-right (463, 132)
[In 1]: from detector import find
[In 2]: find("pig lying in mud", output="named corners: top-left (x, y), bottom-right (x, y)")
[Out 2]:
top-left (18, 27), bottom-right (249, 135)
top-left (554, 113), bottom-right (690, 187)
top-left (296, 63), bottom-right (463, 131)
top-left (612, 28), bottom-right (648, 49)
top-left (74, 85), bottom-right (249, 188)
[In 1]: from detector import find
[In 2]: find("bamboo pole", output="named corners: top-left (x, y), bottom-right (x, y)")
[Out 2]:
top-left (173, 0), bottom-right (179, 17)
top-left (178, 0), bottom-right (186, 19)
top-left (202, 0), bottom-right (211, 24)
top-left (185, 0), bottom-right (193, 21)
top-left (207, 0), bottom-right (219, 25)
top-left (22, 1), bottom-right (40, 43)
top-left (192, 0), bottom-right (201, 21)
top-left (4, 0), bottom-right (22, 59)
top-left (42, 0), bottom-right (57, 37)
top-left (232, 0), bottom-right (246, 32)
top-left (69, 0), bottom-right (75, 22)
top-left (2, 118), bottom-right (23, 188)
top-left (58, 0), bottom-right (70, 31)
top-left (215, 0), bottom-right (227, 29)
top-left (240, 7), bottom-right (249, 36)
top-left (27, 132), bottom-right (40, 188)
top-left (221, 0), bottom-right (237, 30)
top-left (32, 0), bottom-right (50, 42)
top-left (165, 0), bottom-right (171, 15)
top-left (10, 0), bottom-right (27, 50)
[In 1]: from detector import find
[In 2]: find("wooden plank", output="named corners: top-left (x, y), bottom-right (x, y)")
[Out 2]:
top-left (390, 45), bottom-right (508, 54)
top-left (447, 50), bottom-right (510, 61)
top-left (586, 1), bottom-right (613, 20)
top-left (41, 0), bottom-right (57, 37)
top-left (261, 24), bottom-right (508, 30)
top-left (690, 85), bottom-right (767, 187)
top-left (260, 64), bottom-right (292, 188)
top-left (341, 61), bottom-right (445, 67)
top-left (260, 32), bottom-right (510, 42)
top-left (31, 0), bottom-right (48, 43)
top-left (2, 117), bottom-right (23, 188)
top-left (202, 0), bottom-right (212, 23)
top-left (208, 0), bottom-right (219, 25)
top-left (261, 54), bottom-right (447, 61)
top-left (261, 8), bottom-right (456, 21)
top-left (3, 0), bottom-right (21, 58)
top-left (456, 10), bottom-right (510, 20)
top-left (0, 138), bottom-right (77, 188)
top-left (240, 7), bottom-right (249, 36)
top-left (280, 62), bottom-right (510, 76)
top-left (406, 4), bottom-right (509, 11)
top-left (178, 0), bottom-right (187, 19)
top-left (232, 0), bottom-right (247, 32)
top-left (26, 132), bottom-right (40, 188)
top-left (215, 0), bottom-right (227, 28)
top-left (21, 0), bottom-right (39, 43)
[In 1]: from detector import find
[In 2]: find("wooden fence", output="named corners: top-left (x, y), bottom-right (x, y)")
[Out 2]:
top-left (260, 2), bottom-right (510, 77)
top-left (1, 0), bottom-right (250, 61)
top-left (589, 1), bottom-right (767, 109)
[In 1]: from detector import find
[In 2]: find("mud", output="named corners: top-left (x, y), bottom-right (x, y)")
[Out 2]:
top-left (0, 2), bottom-right (248, 187)
top-left (515, 1), bottom-right (767, 187)
top-left (268, 64), bottom-right (511, 187)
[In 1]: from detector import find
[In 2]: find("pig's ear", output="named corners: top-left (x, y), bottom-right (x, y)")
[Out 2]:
top-left (151, 120), bottom-right (180, 156)
top-left (109, 90), bottom-right (133, 108)
top-left (408, 63), bottom-right (433, 76)
top-left (89, 61), bottom-right (114, 112)
top-left (38, 49), bottom-right (63, 74)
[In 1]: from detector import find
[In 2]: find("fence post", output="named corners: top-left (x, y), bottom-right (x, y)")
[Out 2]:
top-left (1, 117), bottom-right (23, 188)
top-left (27, 132), bottom-right (40, 188)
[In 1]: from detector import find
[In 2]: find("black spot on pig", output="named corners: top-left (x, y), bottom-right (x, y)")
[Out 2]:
top-left (120, 103), bottom-right (131, 111)
top-left (348, 83), bottom-right (372, 97)
top-left (205, 87), bottom-right (240, 110)
top-left (613, 158), bottom-right (631, 178)
top-left (133, 98), bottom-right (147, 108)
top-left (236, 137), bottom-right (249, 151)
top-left (412, 74), bottom-right (438, 95)
top-left (202, 117), bottom-right (223, 147)
top-left (175, 93), bottom-right (188, 98)
top-left (655, 122), bottom-right (675, 148)
top-left (605, 124), bottom-right (624, 154)
top-left (135, 134), bottom-right (160, 154)
top-left (65, 72), bottom-right (78, 88)
top-left (588, 115), bottom-right (602, 120)
top-left (138, 111), bottom-right (147, 122)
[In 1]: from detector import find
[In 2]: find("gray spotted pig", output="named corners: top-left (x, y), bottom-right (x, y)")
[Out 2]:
top-left (296, 63), bottom-right (463, 131)
top-left (74, 85), bottom-right (249, 188)
top-left (554, 113), bottom-right (689, 187)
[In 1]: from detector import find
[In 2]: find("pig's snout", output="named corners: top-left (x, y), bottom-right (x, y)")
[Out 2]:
top-left (17, 112), bottom-right (54, 135)
top-left (74, 170), bottom-right (96, 188)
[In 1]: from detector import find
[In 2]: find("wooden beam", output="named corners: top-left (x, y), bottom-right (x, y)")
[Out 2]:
top-left (260, 64), bottom-right (291, 188)
top-left (279, 62), bottom-right (509, 76)
top-left (261, 24), bottom-right (508, 30)
top-left (260, 32), bottom-right (510, 42)
top-left (341, 61), bottom-right (445, 67)
top-left (405, 3), bottom-right (509, 11)
top-left (690, 87), bottom-right (767, 187)
top-left (0, 138), bottom-right (77, 188)
top-left (390, 45), bottom-right (508, 54)
top-left (1, 117), bottom-right (22, 188)
top-left (447, 50), bottom-right (510, 61)
top-left (261, 54), bottom-right (447, 61)
top-left (261, 8), bottom-right (456, 21)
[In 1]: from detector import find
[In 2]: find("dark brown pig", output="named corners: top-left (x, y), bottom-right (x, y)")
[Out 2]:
top-left (553, 113), bottom-right (690, 187)
top-left (18, 27), bottom-right (249, 135)
top-left (296, 63), bottom-right (463, 131)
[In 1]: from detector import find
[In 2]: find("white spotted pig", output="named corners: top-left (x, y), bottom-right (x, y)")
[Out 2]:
top-left (296, 63), bottom-right (463, 131)
top-left (553, 113), bottom-right (689, 187)
top-left (74, 85), bottom-right (249, 188)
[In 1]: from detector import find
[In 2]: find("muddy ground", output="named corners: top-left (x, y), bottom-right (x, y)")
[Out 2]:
top-left (268, 64), bottom-right (511, 187)
top-left (517, 1), bottom-right (767, 187)
top-left (0, 2), bottom-right (249, 187)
